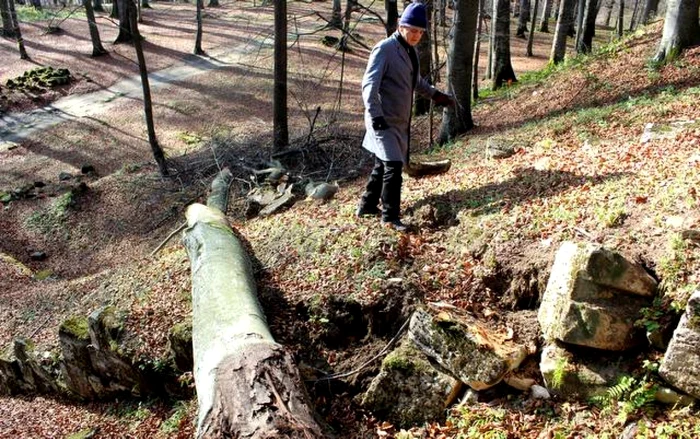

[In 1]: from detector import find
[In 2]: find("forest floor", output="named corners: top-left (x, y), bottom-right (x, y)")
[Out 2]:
top-left (2, 1), bottom-right (700, 438)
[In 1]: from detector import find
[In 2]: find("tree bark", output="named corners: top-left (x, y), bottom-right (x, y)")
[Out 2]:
top-left (114, 0), bottom-right (133, 43)
top-left (184, 170), bottom-right (325, 439)
top-left (527, 0), bottom-right (540, 55)
top-left (628, 0), bottom-right (640, 30)
top-left (274, 0), bottom-right (288, 151)
top-left (492, 0), bottom-right (517, 88)
top-left (1, 0), bottom-right (15, 37)
top-left (439, 0), bottom-right (478, 144)
top-left (129, 0), bottom-right (168, 176)
top-left (415, 0), bottom-right (433, 116)
top-left (473, 0), bottom-right (484, 100)
top-left (550, 0), bottom-right (575, 64)
top-left (575, 0), bottom-right (585, 47)
top-left (330, 0), bottom-right (342, 28)
top-left (639, 0), bottom-right (659, 24)
top-left (384, 0), bottom-right (398, 35)
top-left (539, 0), bottom-right (552, 32)
top-left (516, 0), bottom-right (531, 37)
top-left (653, 0), bottom-right (700, 63)
top-left (576, 0), bottom-right (598, 53)
top-left (194, 0), bottom-right (204, 55)
top-left (616, 0), bottom-right (624, 37)
top-left (7, 0), bottom-right (28, 59)
top-left (84, 0), bottom-right (107, 57)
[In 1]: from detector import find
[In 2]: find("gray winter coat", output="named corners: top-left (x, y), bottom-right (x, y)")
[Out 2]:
top-left (362, 33), bottom-right (436, 163)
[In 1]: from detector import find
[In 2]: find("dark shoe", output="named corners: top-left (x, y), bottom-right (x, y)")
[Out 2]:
top-left (356, 205), bottom-right (380, 217)
top-left (381, 219), bottom-right (408, 232)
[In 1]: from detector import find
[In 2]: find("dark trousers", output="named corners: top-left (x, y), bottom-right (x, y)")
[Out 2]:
top-left (360, 156), bottom-right (403, 221)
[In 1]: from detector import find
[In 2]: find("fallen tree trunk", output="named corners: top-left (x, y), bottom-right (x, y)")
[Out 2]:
top-left (183, 169), bottom-right (325, 439)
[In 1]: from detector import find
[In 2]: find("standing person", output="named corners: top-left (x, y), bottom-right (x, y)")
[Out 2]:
top-left (356, 2), bottom-right (453, 231)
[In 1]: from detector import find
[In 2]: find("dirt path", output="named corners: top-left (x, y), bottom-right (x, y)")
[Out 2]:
top-left (0, 43), bottom-right (265, 151)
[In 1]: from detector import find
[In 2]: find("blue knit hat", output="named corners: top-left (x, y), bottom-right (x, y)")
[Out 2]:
top-left (399, 2), bottom-right (428, 30)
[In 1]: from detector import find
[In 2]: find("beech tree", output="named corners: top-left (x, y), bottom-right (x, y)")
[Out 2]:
top-left (273, 0), bottom-right (288, 151)
top-left (1, 0), bottom-right (14, 37)
top-left (576, 0), bottom-right (598, 53)
top-left (331, 0), bottom-right (342, 28)
top-left (385, 0), bottom-right (398, 35)
top-left (616, 0), bottom-right (624, 37)
top-left (84, 0), bottom-right (107, 57)
top-left (527, 0), bottom-right (540, 56)
top-left (7, 0), bottom-right (28, 59)
top-left (127, 0), bottom-right (168, 176)
top-left (550, 0), bottom-right (575, 64)
top-left (539, 0), bottom-right (553, 32)
top-left (639, 0), bottom-right (659, 24)
top-left (653, 0), bottom-right (700, 63)
top-left (516, 0), bottom-right (530, 37)
top-left (415, 0), bottom-right (433, 115)
top-left (114, 0), bottom-right (133, 43)
top-left (194, 0), bottom-right (204, 55)
top-left (439, 0), bottom-right (478, 144)
top-left (492, 0), bottom-right (517, 88)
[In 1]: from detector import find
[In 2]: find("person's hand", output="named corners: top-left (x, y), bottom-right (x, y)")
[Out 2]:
top-left (372, 116), bottom-right (389, 131)
top-left (433, 91), bottom-right (455, 107)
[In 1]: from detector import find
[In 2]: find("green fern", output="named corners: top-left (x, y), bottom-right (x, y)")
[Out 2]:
top-left (590, 375), bottom-right (636, 408)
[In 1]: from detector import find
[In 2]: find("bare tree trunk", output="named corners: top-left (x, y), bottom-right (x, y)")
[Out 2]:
top-left (114, 0), bottom-right (133, 43)
top-left (93, 0), bottom-right (104, 12)
top-left (639, 0), bottom-right (659, 23)
top-left (331, 0), bottom-right (342, 28)
top-left (439, 0), bottom-right (479, 144)
top-left (550, 0), bottom-right (575, 63)
top-left (273, 0), bottom-right (288, 151)
top-left (194, 0), bottom-right (204, 55)
top-left (184, 170), bottom-right (325, 439)
top-left (110, 0), bottom-right (119, 19)
top-left (629, 0), bottom-right (641, 30)
top-left (8, 0), bottom-right (28, 59)
top-left (473, 0), bottom-right (484, 100)
top-left (527, 0), bottom-right (540, 55)
top-left (438, 0), bottom-right (446, 25)
top-left (492, 0), bottom-right (517, 89)
top-left (603, 0), bottom-right (613, 25)
top-left (486, 4), bottom-right (494, 79)
top-left (415, 0), bottom-right (433, 116)
top-left (616, 0), bottom-right (624, 37)
top-left (84, 0), bottom-right (107, 56)
top-left (540, 0), bottom-right (552, 31)
top-left (385, 0), bottom-right (398, 35)
top-left (576, 0), bottom-right (598, 52)
top-left (1, 0), bottom-right (15, 37)
top-left (653, 0), bottom-right (700, 63)
top-left (129, 0), bottom-right (168, 176)
top-left (575, 0), bottom-right (585, 46)
top-left (516, 0), bottom-right (531, 37)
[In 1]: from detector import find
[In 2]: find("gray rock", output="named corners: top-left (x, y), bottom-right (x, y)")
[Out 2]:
top-left (59, 315), bottom-right (98, 399)
top-left (530, 384), bottom-right (550, 399)
top-left (540, 341), bottom-right (628, 400)
top-left (408, 308), bottom-right (528, 390)
top-left (485, 137), bottom-right (516, 159)
top-left (30, 251), bottom-right (47, 261)
top-left (361, 339), bottom-right (461, 428)
top-left (659, 290), bottom-right (700, 398)
top-left (538, 241), bottom-right (657, 351)
top-left (654, 386), bottom-right (696, 406)
top-left (59, 172), bottom-right (73, 181)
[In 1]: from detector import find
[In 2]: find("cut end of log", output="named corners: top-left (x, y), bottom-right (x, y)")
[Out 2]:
top-left (186, 203), bottom-right (229, 229)
top-left (405, 160), bottom-right (452, 178)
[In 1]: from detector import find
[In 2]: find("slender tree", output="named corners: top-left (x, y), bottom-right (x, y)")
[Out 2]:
top-left (415, 0), bottom-right (434, 115)
top-left (550, 0), bottom-right (575, 63)
top-left (84, 0), bottom-right (107, 56)
top-left (616, 0), bottom-right (625, 37)
top-left (628, 0), bottom-right (640, 30)
top-left (575, 0), bottom-right (585, 46)
top-left (273, 0), bottom-right (288, 151)
top-left (114, 0), bottom-right (133, 42)
top-left (539, 0), bottom-right (552, 32)
top-left (194, 0), bottom-right (204, 54)
top-left (439, 0), bottom-right (479, 144)
top-left (385, 0), bottom-right (398, 35)
top-left (127, 0), bottom-right (168, 176)
top-left (492, 0), bottom-right (517, 88)
top-left (639, 0), bottom-right (659, 24)
top-left (576, 0), bottom-right (598, 53)
top-left (473, 0), bottom-right (484, 100)
top-left (527, 0), bottom-right (540, 55)
top-left (8, 0), bottom-right (28, 59)
top-left (331, 0), bottom-right (342, 28)
top-left (602, 0), bottom-right (613, 26)
top-left (516, 0), bottom-right (531, 37)
top-left (1, 0), bottom-right (15, 37)
top-left (653, 0), bottom-right (700, 63)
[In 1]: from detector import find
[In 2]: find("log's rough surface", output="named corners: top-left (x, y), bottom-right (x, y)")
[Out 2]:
top-left (184, 177), bottom-right (324, 438)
